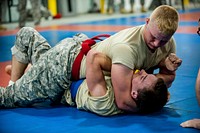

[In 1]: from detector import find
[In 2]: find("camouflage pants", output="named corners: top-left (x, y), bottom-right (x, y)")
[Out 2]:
top-left (0, 27), bottom-right (88, 108)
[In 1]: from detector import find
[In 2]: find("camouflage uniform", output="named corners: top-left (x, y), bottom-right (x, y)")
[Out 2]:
top-left (18, 0), bottom-right (41, 27)
top-left (0, 27), bottom-right (88, 108)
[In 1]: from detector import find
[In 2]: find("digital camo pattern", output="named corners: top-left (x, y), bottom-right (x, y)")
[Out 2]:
top-left (0, 27), bottom-right (88, 108)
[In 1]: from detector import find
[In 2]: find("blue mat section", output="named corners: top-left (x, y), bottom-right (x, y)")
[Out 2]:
top-left (0, 106), bottom-right (199, 133)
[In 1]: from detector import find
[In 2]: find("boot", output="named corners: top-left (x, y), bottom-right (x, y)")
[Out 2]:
top-left (141, 5), bottom-right (146, 12)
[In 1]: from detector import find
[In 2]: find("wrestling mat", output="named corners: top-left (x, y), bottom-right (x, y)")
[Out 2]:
top-left (0, 8), bottom-right (200, 133)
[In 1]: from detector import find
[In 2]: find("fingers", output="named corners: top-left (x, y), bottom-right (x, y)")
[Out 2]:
top-left (168, 53), bottom-right (180, 63)
top-left (168, 53), bottom-right (182, 67)
top-left (180, 119), bottom-right (200, 128)
top-left (180, 120), bottom-right (192, 128)
top-left (174, 59), bottom-right (182, 65)
top-left (167, 91), bottom-right (170, 102)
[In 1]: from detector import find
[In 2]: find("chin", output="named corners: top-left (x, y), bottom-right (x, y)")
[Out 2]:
top-left (147, 45), bottom-right (155, 52)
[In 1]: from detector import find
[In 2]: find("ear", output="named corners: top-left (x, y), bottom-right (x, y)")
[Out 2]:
top-left (146, 18), bottom-right (150, 24)
top-left (131, 90), bottom-right (138, 99)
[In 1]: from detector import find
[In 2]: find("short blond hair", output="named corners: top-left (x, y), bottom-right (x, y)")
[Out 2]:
top-left (150, 5), bottom-right (179, 36)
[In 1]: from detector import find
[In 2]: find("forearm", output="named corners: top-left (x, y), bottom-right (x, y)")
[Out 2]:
top-left (111, 64), bottom-right (133, 110)
top-left (11, 56), bottom-right (29, 82)
top-left (86, 50), bottom-right (111, 97)
top-left (155, 73), bottom-right (175, 88)
top-left (155, 53), bottom-right (182, 88)
top-left (196, 69), bottom-right (200, 106)
top-left (156, 59), bottom-right (176, 88)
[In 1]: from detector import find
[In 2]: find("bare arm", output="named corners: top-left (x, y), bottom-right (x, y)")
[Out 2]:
top-left (86, 50), bottom-right (111, 97)
top-left (156, 53), bottom-right (182, 88)
top-left (86, 50), bottom-right (137, 112)
top-left (11, 56), bottom-right (28, 82)
top-left (180, 69), bottom-right (200, 129)
top-left (196, 68), bottom-right (200, 106)
top-left (155, 63), bottom-right (176, 88)
top-left (111, 64), bottom-right (134, 111)
top-left (180, 119), bottom-right (200, 129)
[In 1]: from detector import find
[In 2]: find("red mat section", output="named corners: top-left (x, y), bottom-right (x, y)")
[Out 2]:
top-left (0, 61), bottom-right (11, 87)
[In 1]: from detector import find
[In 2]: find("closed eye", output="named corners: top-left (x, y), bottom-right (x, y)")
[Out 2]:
top-left (143, 75), bottom-right (147, 81)
top-left (141, 75), bottom-right (148, 81)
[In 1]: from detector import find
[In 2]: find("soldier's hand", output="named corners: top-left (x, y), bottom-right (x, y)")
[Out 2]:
top-left (180, 119), bottom-right (200, 129)
top-left (165, 53), bottom-right (182, 72)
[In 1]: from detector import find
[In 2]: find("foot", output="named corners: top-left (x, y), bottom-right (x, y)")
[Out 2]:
top-left (130, 9), bottom-right (134, 13)
top-left (34, 20), bottom-right (41, 26)
top-left (107, 8), bottom-right (114, 14)
top-left (5, 65), bottom-right (12, 76)
top-left (120, 8), bottom-right (128, 14)
top-left (141, 7), bottom-right (147, 12)
top-left (0, 25), bottom-right (7, 30)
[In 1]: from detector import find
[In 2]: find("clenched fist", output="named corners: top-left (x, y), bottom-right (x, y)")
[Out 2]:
top-left (165, 53), bottom-right (182, 71)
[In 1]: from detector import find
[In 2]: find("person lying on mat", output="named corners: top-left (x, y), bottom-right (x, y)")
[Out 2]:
top-left (81, 49), bottom-right (168, 115)
top-left (1, 5), bottom-right (181, 115)
top-left (1, 49), bottom-right (169, 116)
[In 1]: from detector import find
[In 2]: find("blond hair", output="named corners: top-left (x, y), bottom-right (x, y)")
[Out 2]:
top-left (149, 5), bottom-right (179, 36)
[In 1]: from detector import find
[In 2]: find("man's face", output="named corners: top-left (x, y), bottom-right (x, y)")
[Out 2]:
top-left (144, 18), bottom-right (172, 52)
top-left (131, 70), bottom-right (158, 94)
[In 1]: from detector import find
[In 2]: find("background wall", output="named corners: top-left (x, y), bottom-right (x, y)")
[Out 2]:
top-left (1, 0), bottom-right (187, 23)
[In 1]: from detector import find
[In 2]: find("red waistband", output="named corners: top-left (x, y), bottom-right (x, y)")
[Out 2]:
top-left (71, 34), bottom-right (110, 80)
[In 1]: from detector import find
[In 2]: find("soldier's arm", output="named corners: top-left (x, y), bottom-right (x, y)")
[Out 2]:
top-left (86, 50), bottom-right (111, 97)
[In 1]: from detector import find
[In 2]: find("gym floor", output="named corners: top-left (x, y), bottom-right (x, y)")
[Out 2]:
top-left (0, 7), bottom-right (200, 133)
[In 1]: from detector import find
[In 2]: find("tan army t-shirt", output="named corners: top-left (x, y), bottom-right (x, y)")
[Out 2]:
top-left (80, 25), bottom-right (176, 78)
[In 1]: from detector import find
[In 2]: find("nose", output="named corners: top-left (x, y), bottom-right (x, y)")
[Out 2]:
top-left (140, 69), bottom-right (147, 75)
top-left (153, 40), bottom-right (161, 48)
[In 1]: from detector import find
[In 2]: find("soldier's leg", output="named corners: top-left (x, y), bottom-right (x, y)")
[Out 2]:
top-left (1, 33), bottom-right (87, 108)
top-left (130, 0), bottom-right (134, 13)
top-left (107, 0), bottom-right (114, 14)
top-left (10, 56), bottom-right (28, 82)
top-left (140, 0), bottom-right (146, 12)
top-left (30, 0), bottom-right (41, 26)
top-left (1, 66), bottom-right (54, 108)
top-left (10, 27), bottom-right (51, 83)
top-left (120, 0), bottom-right (125, 13)
top-left (140, 0), bottom-right (145, 5)
top-left (17, 0), bottom-right (27, 28)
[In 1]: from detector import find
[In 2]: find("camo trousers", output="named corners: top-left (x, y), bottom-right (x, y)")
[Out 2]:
top-left (0, 27), bottom-right (88, 108)
top-left (18, 0), bottom-right (42, 27)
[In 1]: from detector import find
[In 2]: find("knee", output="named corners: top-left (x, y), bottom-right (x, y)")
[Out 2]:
top-left (17, 27), bottom-right (36, 36)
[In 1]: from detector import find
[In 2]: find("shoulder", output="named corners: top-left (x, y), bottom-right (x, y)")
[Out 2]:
top-left (76, 79), bottom-right (123, 116)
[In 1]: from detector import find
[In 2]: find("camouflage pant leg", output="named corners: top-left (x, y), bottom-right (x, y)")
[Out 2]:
top-left (0, 33), bottom-right (88, 108)
top-left (12, 27), bottom-right (51, 65)
top-left (18, 0), bottom-right (27, 27)
top-left (129, 0), bottom-right (144, 5)
top-left (107, 0), bottom-right (114, 9)
top-left (30, 0), bottom-right (41, 25)
top-left (130, 0), bottom-right (134, 5)
top-left (140, 0), bottom-right (145, 5)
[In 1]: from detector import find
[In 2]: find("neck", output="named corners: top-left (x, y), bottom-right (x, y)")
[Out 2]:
top-left (121, 92), bottom-right (138, 112)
